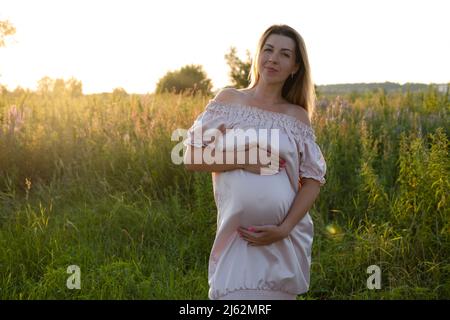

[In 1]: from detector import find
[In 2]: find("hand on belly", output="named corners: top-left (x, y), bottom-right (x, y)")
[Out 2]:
top-left (237, 225), bottom-right (288, 246)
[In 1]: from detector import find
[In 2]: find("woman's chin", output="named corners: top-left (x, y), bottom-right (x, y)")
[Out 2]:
top-left (260, 75), bottom-right (286, 85)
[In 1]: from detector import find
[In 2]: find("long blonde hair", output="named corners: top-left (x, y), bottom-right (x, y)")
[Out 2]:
top-left (247, 24), bottom-right (317, 120)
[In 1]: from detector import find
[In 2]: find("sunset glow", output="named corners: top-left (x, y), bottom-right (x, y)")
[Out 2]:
top-left (1, 0), bottom-right (449, 94)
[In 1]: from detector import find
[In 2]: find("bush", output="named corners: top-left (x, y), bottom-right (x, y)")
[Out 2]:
top-left (155, 64), bottom-right (213, 96)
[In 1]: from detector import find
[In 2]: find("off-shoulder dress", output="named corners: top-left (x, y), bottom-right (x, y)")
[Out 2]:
top-left (183, 99), bottom-right (327, 300)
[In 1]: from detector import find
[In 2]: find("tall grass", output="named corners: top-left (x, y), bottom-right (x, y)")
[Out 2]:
top-left (0, 87), bottom-right (448, 299)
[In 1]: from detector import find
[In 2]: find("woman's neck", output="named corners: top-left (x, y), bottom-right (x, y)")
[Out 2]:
top-left (248, 82), bottom-right (285, 106)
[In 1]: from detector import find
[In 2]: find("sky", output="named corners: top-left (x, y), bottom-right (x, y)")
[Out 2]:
top-left (0, 0), bottom-right (449, 94)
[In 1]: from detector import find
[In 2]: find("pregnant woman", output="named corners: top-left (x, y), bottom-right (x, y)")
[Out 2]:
top-left (183, 24), bottom-right (327, 300)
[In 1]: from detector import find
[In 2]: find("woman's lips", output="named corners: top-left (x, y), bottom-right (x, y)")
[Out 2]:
top-left (266, 67), bottom-right (278, 73)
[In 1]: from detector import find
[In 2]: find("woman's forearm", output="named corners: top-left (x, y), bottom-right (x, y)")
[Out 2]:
top-left (280, 179), bottom-right (321, 235)
top-left (184, 145), bottom-right (245, 172)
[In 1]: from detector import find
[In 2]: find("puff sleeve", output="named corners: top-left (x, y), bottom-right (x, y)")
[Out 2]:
top-left (183, 106), bottom-right (229, 150)
top-left (299, 137), bottom-right (327, 186)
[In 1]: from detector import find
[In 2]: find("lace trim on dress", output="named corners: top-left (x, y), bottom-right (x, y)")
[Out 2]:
top-left (300, 173), bottom-right (326, 186)
top-left (206, 100), bottom-right (317, 141)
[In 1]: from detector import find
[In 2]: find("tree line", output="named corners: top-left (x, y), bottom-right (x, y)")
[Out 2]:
top-left (1, 20), bottom-right (448, 97)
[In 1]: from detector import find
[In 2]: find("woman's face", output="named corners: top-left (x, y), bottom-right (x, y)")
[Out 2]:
top-left (258, 33), bottom-right (300, 84)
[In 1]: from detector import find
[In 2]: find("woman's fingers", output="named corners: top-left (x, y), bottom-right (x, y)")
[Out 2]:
top-left (241, 161), bottom-right (285, 175)
top-left (238, 227), bottom-right (274, 246)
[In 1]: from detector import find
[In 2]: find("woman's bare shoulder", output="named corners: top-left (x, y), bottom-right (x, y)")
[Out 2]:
top-left (212, 87), bottom-right (242, 104)
top-left (212, 87), bottom-right (257, 105)
top-left (285, 104), bottom-right (311, 127)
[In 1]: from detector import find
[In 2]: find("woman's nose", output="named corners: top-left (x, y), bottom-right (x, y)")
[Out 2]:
top-left (268, 55), bottom-right (279, 63)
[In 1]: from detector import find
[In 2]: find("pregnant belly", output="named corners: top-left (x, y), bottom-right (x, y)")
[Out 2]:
top-left (213, 169), bottom-right (296, 227)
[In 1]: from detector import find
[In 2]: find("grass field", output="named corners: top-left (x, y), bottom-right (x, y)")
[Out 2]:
top-left (0, 87), bottom-right (449, 299)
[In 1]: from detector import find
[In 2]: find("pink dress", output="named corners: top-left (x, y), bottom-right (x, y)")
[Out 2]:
top-left (183, 99), bottom-right (327, 300)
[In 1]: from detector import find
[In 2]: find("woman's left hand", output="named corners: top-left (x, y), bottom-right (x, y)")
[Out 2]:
top-left (237, 225), bottom-right (289, 246)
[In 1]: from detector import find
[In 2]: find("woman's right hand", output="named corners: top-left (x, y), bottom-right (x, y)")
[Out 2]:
top-left (237, 147), bottom-right (286, 175)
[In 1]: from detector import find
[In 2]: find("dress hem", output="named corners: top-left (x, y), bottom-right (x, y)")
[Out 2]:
top-left (212, 289), bottom-right (298, 300)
